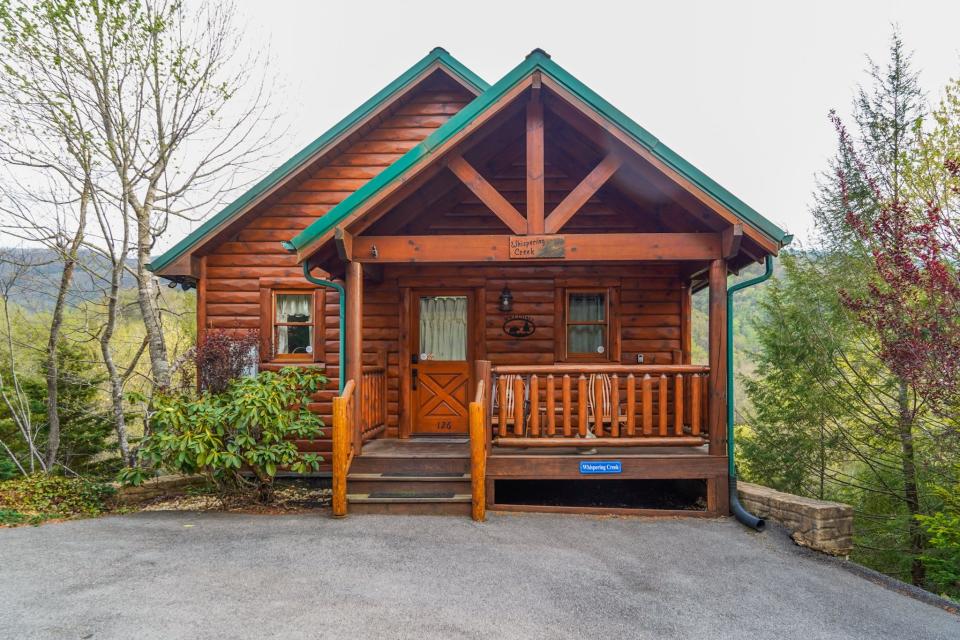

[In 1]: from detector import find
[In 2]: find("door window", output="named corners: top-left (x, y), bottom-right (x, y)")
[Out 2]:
top-left (418, 296), bottom-right (467, 361)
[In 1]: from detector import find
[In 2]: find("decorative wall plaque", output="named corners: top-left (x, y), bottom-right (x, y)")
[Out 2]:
top-left (508, 235), bottom-right (565, 259)
top-left (502, 315), bottom-right (536, 338)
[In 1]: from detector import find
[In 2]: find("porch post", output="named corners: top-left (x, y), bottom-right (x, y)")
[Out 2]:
top-left (345, 260), bottom-right (363, 454)
top-left (707, 259), bottom-right (727, 457)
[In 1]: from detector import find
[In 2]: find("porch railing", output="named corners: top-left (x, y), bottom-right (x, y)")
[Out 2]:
top-left (488, 364), bottom-right (710, 447)
top-left (360, 364), bottom-right (387, 442)
top-left (331, 379), bottom-right (356, 517)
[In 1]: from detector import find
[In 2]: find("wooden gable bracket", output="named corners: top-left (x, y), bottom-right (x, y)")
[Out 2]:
top-left (722, 223), bottom-right (743, 259)
top-left (335, 227), bottom-right (353, 261)
top-left (334, 226), bottom-right (383, 282)
top-left (447, 153), bottom-right (528, 234)
top-left (544, 152), bottom-right (623, 234)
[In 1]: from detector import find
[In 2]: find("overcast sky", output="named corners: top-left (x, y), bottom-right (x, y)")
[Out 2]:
top-left (169, 0), bottom-right (960, 248)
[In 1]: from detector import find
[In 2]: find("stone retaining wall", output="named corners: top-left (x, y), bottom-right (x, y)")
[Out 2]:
top-left (737, 481), bottom-right (854, 556)
top-left (113, 474), bottom-right (207, 506)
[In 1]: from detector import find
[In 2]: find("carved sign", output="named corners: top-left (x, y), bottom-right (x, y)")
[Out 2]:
top-left (509, 235), bottom-right (565, 259)
top-left (503, 315), bottom-right (536, 338)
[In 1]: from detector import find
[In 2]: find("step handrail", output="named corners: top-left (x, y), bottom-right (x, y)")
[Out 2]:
top-left (468, 377), bottom-right (487, 522)
top-left (332, 379), bottom-right (356, 518)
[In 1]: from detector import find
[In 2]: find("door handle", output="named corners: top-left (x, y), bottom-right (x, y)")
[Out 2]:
top-left (412, 368), bottom-right (418, 390)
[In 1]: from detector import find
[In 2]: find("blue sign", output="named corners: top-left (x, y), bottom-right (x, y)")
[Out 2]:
top-left (579, 460), bottom-right (622, 475)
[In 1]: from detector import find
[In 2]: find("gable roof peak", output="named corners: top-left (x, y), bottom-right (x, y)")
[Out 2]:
top-left (148, 48), bottom-right (488, 277)
top-left (526, 47), bottom-right (551, 60)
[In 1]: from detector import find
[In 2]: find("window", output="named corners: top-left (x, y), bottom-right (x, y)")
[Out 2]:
top-left (567, 290), bottom-right (608, 358)
top-left (262, 288), bottom-right (324, 362)
top-left (556, 286), bottom-right (619, 362)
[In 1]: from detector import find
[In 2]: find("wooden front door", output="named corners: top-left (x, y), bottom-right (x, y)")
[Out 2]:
top-left (411, 292), bottom-right (472, 434)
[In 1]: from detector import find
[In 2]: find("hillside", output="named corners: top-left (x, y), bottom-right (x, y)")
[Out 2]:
top-left (0, 248), bottom-right (137, 311)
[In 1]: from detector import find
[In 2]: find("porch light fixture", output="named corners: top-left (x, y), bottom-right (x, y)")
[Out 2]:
top-left (498, 285), bottom-right (514, 312)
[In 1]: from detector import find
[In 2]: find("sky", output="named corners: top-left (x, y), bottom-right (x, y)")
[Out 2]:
top-left (165, 0), bottom-right (960, 248)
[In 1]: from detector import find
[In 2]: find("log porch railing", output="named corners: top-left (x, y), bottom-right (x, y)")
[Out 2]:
top-left (487, 364), bottom-right (710, 447)
top-left (332, 358), bottom-right (389, 518)
top-left (360, 363), bottom-right (387, 442)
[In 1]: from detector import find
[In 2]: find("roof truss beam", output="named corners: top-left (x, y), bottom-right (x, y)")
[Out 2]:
top-left (526, 78), bottom-right (545, 234)
top-left (352, 232), bottom-right (720, 262)
top-left (446, 154), bottom-right (528, 234)
top-left (544, 152), bottom-right (623, 234)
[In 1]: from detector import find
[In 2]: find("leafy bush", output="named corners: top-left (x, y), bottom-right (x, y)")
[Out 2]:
top-left (196, 329), bottom-right (260, 394)
top-left (121, 367), bottom-right (326, 501)
top-left (916, 476), bottom-right (960, 599)
top-left (0, 474), bottom-right (115, 525)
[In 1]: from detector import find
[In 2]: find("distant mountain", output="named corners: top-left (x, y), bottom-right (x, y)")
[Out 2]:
top-left (0, 247), bottom-right (137, 311)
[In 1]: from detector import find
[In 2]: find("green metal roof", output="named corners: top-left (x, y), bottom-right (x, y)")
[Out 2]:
top-left (148, 47), bottom-right (489, 274)
top-left (287, 49), bottom-right (790, 256)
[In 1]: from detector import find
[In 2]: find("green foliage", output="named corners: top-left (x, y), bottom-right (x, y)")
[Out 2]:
top-left (124, 368), bottom-right (327, 501)
top-left (0, 474), bottom-right (115, 525)
top-left (0, 456), bottom-right (18, 481)
top-left (916, 474), bottom-right (960, 598)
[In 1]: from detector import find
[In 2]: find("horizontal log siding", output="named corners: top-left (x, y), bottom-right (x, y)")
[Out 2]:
top-left (199, 80), bottom-right (475, 468)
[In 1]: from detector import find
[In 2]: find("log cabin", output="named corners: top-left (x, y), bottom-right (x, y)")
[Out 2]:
top-left (150, 48), bottom-right (791, 519)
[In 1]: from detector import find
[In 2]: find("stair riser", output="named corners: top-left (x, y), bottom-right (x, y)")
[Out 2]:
top-left (347, 501), bottom-right (472, 516)
top-left (350, 457), bottom-right (470, 474)
top-left (349, 480), bottom-right (471, 494)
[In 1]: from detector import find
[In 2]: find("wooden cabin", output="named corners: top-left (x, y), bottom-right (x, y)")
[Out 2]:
top-left (150, 48), bottom-right (790, 518)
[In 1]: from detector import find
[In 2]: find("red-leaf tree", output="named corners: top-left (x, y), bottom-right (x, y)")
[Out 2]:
top-left (833, 113), bottom-right (960, 409)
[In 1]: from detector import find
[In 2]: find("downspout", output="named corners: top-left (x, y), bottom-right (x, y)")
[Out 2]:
top-left (300, 260), bottom-right (346, 393)
top-left (726, 254), bottom-right (775, 531)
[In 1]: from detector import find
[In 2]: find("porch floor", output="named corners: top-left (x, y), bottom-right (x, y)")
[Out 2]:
top-left (361, 437), bottom-right (711, 458)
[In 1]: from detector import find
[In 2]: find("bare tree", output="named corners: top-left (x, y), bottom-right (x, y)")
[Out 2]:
top-left (0, 0), bottom-right (276, 390)
top-left (0, 0), bottom-right (278, 467)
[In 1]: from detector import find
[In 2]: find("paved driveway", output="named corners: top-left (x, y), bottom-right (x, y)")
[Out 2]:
top-left (0, 512), bottom-right (956, 639)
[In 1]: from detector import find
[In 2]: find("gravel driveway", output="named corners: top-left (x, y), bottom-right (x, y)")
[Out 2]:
top-left (0, 511), bottom-right (956, 639)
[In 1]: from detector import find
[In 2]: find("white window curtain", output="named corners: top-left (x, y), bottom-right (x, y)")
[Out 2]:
top-left (568, 293), bottom-right (605, 354)
top-left (419, 296), bottom-right (467, 361)
top-left (276, 294), bottom-right (312, 355)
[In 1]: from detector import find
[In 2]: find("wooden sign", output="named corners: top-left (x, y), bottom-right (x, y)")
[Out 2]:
top-left (509, 235), bottom-right (565, 259)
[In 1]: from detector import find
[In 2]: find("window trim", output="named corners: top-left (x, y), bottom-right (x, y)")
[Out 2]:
top-left (259, 285), bottom-right (325, 364)
top-left (555, 285), bottom-right (621, 363)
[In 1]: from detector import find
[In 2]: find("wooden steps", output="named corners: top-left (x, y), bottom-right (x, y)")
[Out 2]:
top-left (346, 440), bottom-right (471, 515)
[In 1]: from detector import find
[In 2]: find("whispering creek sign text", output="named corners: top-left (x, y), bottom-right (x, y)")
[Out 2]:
top-left (508, 235), bottom-right (565, 259)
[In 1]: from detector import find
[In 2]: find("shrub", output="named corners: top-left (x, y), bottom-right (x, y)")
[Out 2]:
top-left (121, 367), bottom-right (326, 501)
top-left (916, 475), bottom-right (960, 599)
top-left (0, 474), bottom-right (115, 525)
top-left (196, 329), bottom-right (260, 394)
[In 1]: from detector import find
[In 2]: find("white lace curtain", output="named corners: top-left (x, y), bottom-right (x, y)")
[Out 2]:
top-left (276, 294), bottom-right (312, 355)
top-left (419, 296), bottom-right (467, 361)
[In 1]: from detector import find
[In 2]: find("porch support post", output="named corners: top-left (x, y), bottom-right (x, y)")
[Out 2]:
top-left (345, 260), bottom-right (363, 455)
top-left (707, 258), bottom-right (727, 457)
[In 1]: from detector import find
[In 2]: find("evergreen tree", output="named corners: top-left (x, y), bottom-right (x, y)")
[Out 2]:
top-left (743, 32), bottom-right (958, 589)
